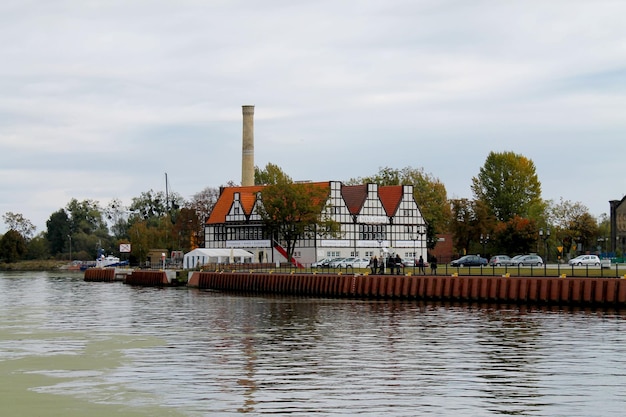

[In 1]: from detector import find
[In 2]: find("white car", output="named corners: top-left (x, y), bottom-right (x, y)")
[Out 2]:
top-left (328, 258), bottom-right (346, 268)
top-left (312, 257), bottom-right (332, 268)
top-left (568, 255), bottom-right (601, 266)
top-left (339, 258), bottom-right (370, 268)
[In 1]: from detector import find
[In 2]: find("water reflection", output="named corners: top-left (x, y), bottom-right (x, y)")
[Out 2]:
top-left (1, 272), bottom-right (626, 416)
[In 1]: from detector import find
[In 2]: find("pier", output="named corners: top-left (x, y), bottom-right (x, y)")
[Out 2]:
top-left (187, 271), bottom-right (626, 307)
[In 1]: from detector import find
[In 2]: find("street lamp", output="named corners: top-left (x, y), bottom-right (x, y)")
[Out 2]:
top-left (377, 236), bottom-right (385, 274)
top-left (417, 224), bottom-right (426, 269)
top-left (411, 235), bottom-right (418, 274)
top-left (480, 233), bottom-right (490, 257)
top-left (539, 228), bottom-right (550, 262)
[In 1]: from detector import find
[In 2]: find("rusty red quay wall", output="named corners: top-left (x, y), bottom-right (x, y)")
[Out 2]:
top-left (188, 272), bottom-right (626, 307)
top-left (84, 268), bottom-right (116, 282)
top-left (125, 270), bottom-right (169, 286)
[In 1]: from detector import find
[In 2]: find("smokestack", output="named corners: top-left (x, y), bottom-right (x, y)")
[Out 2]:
top-left (241, 105), bottom-right (255, 186)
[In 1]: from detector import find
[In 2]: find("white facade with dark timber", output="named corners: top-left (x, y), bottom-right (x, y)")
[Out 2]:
top-left (205, 181), bottom-right (427, 266)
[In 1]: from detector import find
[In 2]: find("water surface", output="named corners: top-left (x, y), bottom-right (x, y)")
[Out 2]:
top-left (1, 271), bottom-right (625, 416)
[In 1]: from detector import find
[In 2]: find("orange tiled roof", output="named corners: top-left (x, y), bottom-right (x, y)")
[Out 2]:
top-left (206, 185), bottom-right (264, 224)
top-left (207, 182), bottom-right (331, 224)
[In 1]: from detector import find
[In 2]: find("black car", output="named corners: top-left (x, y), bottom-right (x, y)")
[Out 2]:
top-left (450, 255), bottom-right (488, 267)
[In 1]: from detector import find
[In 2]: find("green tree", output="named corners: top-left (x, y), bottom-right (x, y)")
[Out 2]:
top-left (2, 212), bottom-right (36, 240)
top-left (255, 163), bottom-right (292, 185)
top-left (449, 199), bottom-right (495, 255)
top-left (471, 151), bottom-right (542, 222)
top-left (548, 198), bottom-right (596, 258)
top-left (257, 165), bottom-right (338, 263)
top-left (0, 229), bottom-right (27, 262)
top-left (25, 233), bottom-right (50, 260)
top-left (65, 199), bottom-right (111, 258)
top-left (46, 209), bottom-right (71, 256)
top-left (104, 198), bottom-right (130, 239)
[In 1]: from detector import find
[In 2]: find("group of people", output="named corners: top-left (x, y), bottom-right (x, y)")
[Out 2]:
top-left (368, 254), bottom-right (436, 275)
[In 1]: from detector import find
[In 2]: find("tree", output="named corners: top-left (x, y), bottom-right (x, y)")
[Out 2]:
top-left (257, 165), bottom-right (338, 263)
top-left (104, 198), bottom-right (130, 239)
top-left (46, 209), bottom-right (71, 256)
top-left (171, 207), bottom-right (201, 252)
top-left (188, 186), bottom-right (222, 247)
top-left (471, 151), bottom-right (542, 222)
top-left (347, 166), bottom-right (452, 248)
top-left (493, 216), bottom-right (538, 256)
top-left (0, 229), bottom-right (27, 262)
top-left (548, 198), bottom-right (596, 258)
top-left (2, 212), bottom-right (36, 240)
top-left (449, 198), bottom-right (495, 255)
top-left (255, 162), bottom-right (292, 185)
top-left (25, 233), bottom-right (50, 260)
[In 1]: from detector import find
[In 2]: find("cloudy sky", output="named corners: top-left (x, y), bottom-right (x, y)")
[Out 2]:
top-left (1, 0), bottom-right (625, 234)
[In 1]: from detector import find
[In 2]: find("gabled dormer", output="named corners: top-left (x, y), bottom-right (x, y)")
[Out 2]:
top-left (226, 192), bottom-right (247, 222)
top-left (356, 183), bottom-right (388, 224)
top-left (249, 192), bottom-right (263, 221)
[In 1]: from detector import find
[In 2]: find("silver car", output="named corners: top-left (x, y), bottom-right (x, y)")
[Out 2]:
top-left (510, 254), bottom-right (543, 266)
top-left (568, 255), bottom-right (601, 266)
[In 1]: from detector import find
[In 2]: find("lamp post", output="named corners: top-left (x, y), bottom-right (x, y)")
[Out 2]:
top-left (377, 237), bottom-right (385, 274)
top-left (539, 228), bottom-right (550, 262)
top-left (480, 233), bottom-right (489, 257)
top-left (417, 224), bottom-right (426, 269)
top-left (412, 235), bottom-right (417, 274)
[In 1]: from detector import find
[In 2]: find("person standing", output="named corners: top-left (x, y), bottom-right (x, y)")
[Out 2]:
top-left (370, 256), bottom-right (378, 274)
top-left (430, 255), bottom-right (438, 275)
top-left (418, 255), bottom-right (425, 275)
top-left (395, 254), bottom-right (403, 275)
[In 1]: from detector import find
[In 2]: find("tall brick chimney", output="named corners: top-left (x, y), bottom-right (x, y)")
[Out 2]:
top-left (241, 105), bottom-right (255, 186)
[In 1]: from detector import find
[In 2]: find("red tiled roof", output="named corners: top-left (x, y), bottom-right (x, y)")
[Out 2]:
top-left (379, 186), bottom-right (403, 216)
top-left (341, 184), bottom-right (367, 214)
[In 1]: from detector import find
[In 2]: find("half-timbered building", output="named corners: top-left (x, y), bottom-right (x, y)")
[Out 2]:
top-left (205, 181), bottom-right (427, 266)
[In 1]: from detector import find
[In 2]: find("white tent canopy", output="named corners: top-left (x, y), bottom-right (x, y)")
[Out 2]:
top-left (183, 248), bottom-right (254, 269)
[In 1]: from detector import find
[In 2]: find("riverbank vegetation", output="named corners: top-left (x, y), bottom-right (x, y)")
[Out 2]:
top-left (0, 153), bottom-right (619, 266)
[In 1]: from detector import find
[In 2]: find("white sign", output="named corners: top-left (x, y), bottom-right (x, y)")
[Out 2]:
top-left (227, 240), bottom-right (271, 248)
top-left (358, 215), bottom-right (388, 224)
top-left (119, 244), bottom-right (131, 253)
top-left (320, 239), bottom-right (351, 247)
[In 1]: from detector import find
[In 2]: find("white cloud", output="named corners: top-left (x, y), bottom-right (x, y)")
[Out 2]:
top-left (1, 0), bottom-right (625, 233)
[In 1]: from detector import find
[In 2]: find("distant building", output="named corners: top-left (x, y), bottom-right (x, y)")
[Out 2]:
top-left (610, 197), bottom-right (626, 254)
top-left (204, 181), bottom-right (428, 265)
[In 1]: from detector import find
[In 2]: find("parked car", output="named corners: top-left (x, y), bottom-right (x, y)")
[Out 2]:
top-left (402, 257), bottom-right (415, 267)
top-left (328, 258), bottom-right (346, 268)
top-left (312, 258), bottom-right (332, 268)
top-left (401, 257), bottom-right (429, 268)
top-left (450, 255), bottom-right (488, 267)
top-left (568, 255), bottom-right (601, 266)
top-left (340, 257), bottom-right (370, 268)
top-left (488, 255), bottom-right (512, 266)
top-left (510, 254), bottom-right (543, 266)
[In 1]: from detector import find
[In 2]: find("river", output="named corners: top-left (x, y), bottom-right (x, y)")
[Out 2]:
top-left (1, 271), bottom-right (625, 416)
